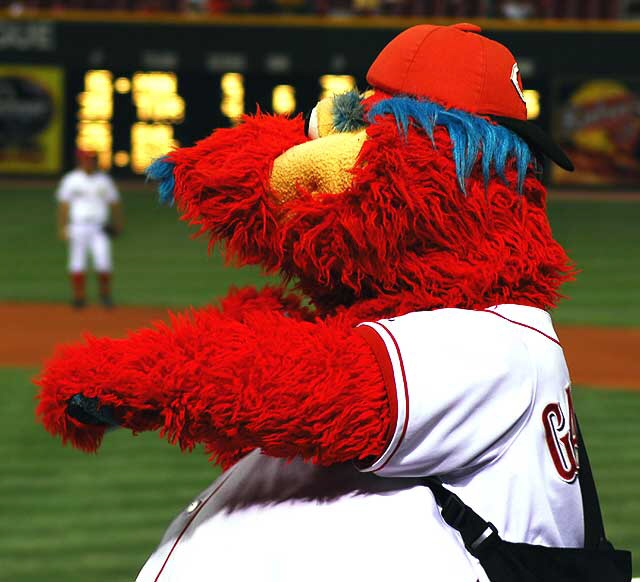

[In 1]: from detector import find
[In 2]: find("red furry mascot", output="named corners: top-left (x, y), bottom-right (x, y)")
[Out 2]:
top-left (36, 23), bottom-right (630, 582)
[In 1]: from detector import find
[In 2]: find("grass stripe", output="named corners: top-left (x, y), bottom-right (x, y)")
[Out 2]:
top-left (1, 190), bottom-right (639, 325)
top-left (2, 370), bottom-right (639, 581)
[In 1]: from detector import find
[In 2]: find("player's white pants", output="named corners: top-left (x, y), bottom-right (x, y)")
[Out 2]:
top-left (67, 222), bottom-right (112, 273)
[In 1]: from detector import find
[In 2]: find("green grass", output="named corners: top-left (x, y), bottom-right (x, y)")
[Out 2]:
top-left (547, 199), bottom-right (640, 327)
top-left (575, 387), bottom-right (640, 569)
top-left (1, 186), bottom-right (639, 325)
top-left (1, 185), bottom-right (268, 308)
top-left (0, 368), bottom-right (218, 582)
top-left (1, 367), bottom-right (638, 581)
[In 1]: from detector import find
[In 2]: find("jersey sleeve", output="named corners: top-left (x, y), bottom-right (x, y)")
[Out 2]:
top-left (356, 309), bottom-right (535, 478)
top-left (55, 174), bottom-right (73, 203)
top-left (103, 175), bottom-right (120, 203)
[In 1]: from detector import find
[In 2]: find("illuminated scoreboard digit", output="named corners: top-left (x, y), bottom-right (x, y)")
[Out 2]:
top-left (523, 89), bottom-right (541, 120)
top-left (272, 85), bottom-right (296, 115)
top-left (130, 71), bottom-right (184, 174)
top-left (76, 70), bottom-right (113, 169)
top-left (220, 72), bottom-right (245, 125)
top-left (319, 75), bottom-right (356, 100)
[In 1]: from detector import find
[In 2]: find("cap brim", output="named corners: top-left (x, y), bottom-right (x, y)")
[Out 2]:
top-left (489, 115), bottom-right (574, 172)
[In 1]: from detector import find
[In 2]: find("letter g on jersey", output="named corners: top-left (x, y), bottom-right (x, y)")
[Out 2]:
top-left (542, 386), bottom-right (579, 483)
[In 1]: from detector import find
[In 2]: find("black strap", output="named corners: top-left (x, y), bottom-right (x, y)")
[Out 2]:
top-left (422, 477), bottom-right (500, 557)
top-left (575, 419), bottom-right (608, 549)
top-left (423, 415), bottom-right (609, 554)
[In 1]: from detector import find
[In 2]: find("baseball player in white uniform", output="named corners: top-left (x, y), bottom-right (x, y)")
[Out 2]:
top-left (56, 150), bottom-right (123, 308)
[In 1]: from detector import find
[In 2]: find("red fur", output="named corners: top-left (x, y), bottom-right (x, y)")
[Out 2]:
top-left (167, 112), bottom-right (573, 319)
top-left (36, 303), bottom-right (390, 469)
top-left (219, 285), bottom-right (313, 322)
top-left (284, 119), bottom-right (573, 316)
top-left (36, 109), bottom-right (575, 468)
top-left (167, 113), bottom-right (307, 272)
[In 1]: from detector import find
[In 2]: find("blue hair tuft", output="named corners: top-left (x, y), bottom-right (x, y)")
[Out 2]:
top-left (367, 97), bottom-right (532, 193)
top-left (332, 90), bottom-right (367, 133)
top-left (146, 156), bottom-right (176, 206)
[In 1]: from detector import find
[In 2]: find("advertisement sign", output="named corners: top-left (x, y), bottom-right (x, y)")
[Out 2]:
top-left (0, 65), bottom-right (63, 174)
top-left (552, 78), bottom-right (640, 186)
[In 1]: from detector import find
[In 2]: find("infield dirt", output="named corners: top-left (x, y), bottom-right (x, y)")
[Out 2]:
top-left (2, 302), bottom-right (639, 391)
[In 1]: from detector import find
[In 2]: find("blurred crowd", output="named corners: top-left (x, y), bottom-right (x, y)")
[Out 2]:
top-left (0, 0), bottom-right (634, 18)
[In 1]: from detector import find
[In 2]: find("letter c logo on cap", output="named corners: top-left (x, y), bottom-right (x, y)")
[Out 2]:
top-left (511, 63), bottom-right (526, 104)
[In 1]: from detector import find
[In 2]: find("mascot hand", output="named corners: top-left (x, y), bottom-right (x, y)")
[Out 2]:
top-left (67, 394), bottom-right (120, 429)
top-left (36, 335), bottom-right (165, 453)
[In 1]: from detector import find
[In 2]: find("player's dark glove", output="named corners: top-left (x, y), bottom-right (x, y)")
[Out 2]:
top-left (67, 394), bottom-right (120, 429)
top-left (102, 223), bottom-right (120, 238)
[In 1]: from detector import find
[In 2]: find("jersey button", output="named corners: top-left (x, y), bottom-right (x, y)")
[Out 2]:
top-left (186, 500), bottom-right (201, 513)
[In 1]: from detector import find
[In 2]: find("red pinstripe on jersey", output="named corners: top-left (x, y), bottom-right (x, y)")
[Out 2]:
top-left (483, 309), bottom-right (562, 347)
top-left (356, 325), bottom-right (399, 454)
top-left (358, 321), bottom-right (411, 472)
top-left (153, 471), bottom-right (235, 581)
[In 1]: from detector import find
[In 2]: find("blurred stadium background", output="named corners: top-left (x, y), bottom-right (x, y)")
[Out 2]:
top-left (1, 3), bottom-right (639, 581)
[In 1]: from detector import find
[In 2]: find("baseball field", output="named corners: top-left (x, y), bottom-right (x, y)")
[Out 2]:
top-left (1, 184), bottom-right (639, 581)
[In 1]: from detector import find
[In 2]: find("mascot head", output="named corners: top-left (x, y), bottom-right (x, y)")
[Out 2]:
top-left (148, 23), bottom-right (575, 321)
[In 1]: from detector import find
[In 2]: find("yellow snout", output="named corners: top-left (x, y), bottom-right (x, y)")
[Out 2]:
top-left (270, 129), bottom-right (367, 203)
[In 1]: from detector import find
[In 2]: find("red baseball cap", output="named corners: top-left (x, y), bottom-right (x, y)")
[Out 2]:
top-left (76, 148), bottom-right (98, 160)
top-left (367, 23), bottom-right (573, 171)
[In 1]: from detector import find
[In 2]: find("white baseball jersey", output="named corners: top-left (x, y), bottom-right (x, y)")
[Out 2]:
top-left (56, 168), bottom-right (119, 225)
top-left (136, 304), bottom-right (583, 582)
top-left (56, 169), bottom-right (119, 272)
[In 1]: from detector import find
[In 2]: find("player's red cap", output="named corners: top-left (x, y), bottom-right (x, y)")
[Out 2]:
top-left (76, 148), bottom-right (98, 160)
top-left (366, 23), bottom-right (573, 170)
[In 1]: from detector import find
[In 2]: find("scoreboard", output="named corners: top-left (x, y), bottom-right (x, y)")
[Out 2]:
top-left (72, 68), bottom-right (360, 175)
top-left (5, 15), bottom-right (630, 180)
top-left (73, 67), bottom-right (541, 175)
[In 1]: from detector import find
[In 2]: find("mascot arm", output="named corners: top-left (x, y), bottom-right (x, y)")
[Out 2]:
top-left (218, 285), bottom-right (312, 322)
top-left (36, 308), bottom-right (391, 468)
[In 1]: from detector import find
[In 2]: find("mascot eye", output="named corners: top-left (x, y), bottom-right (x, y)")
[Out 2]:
top-left (305, 105), bottom-right (320, 140)
top-left (303, 111), bottom-right (311, 137)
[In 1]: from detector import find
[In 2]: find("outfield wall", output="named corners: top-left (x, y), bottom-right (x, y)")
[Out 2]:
top-left (2, 14), bottom-right (640, 186)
